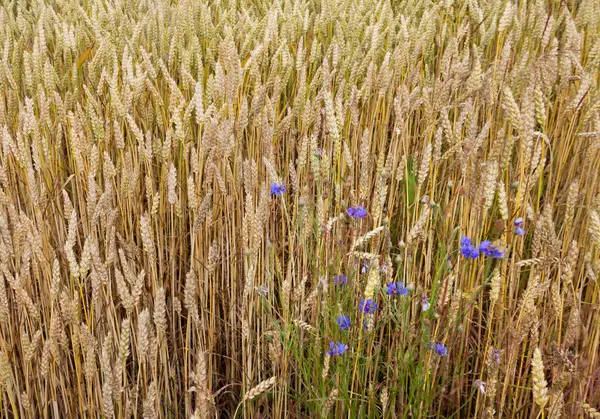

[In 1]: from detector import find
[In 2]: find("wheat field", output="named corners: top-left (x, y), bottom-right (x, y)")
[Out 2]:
top-left (0, 0), bottom-right (600, 417)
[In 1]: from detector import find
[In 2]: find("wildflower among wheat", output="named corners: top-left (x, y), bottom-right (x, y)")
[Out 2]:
top-left (460, 237), bottom-right (480, 259)
top-left (270, 183), bottom-right (286, 197)
top-left (326, 342), bottom-right (348, 356)
top-left (386, 282), bottom-right (408, 296)
top-left (346, 206), bottom-right (367, 219)
top-left (336, 315), bottom-right (351, 330)
top-left (479, 241), bottom-right (506, 258)
top-left (433, 343), bottom-right (449, 357)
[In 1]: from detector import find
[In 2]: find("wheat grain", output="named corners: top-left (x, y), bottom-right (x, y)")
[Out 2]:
top-left (497, 182), bottom-right (509, 221)
top-left (532, 348), bottom-right (549, 408)
top-left (583, 403), bottom-right (600, 419)
top-left (589, 210), bottom-right (600, 247)
top-left (168, 163), bottom-right (177, 205)
top-left (381, 386), bottom-right (389, 417)
top-left (322, 354), bottom-right (330, 380)
top-left (243, 376), bottom-right (277, 401)
top-left (143, 380), bottom-right (157, 419)
top-left (407, 208), bottom-right (430, 245)
top-left (323, 388), bottom-right (339, 417)
top-left (418, 143), bottom-right (432, 186)
top-left (137, 308), bottom-right (150, 361)
top-left (0, 351), bottom-right (11, 388)
top-left (140, 214), bottom-right (156, 264)
top-left (40, 339), bottom-right (52, 378)
top-left (294, 319), bottom-right (316, 334)
top-left (154, 287), bottom-right (167, 338)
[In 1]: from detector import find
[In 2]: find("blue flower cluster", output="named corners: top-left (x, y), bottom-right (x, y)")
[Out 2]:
top-left (346, 205), bottom-right (367, 219)
top-left (326, 297), bottom-right (380, 355)
top-left (358, 298), bottom-right (377, 314)
top-left (478, 240), bottom-right (506, 258)
top-left (513, 217), bottom-right (526, 236)
top-left (433, 343), bottom-right (448, 356)
top-left (386, 282), bottom-right (408, 296)
top-left (336, 315), bottom-right (351, 330)
top-left (270, 182), bottom-right (286, 197)
top-left (327, 342), bottom-right (348, 356)
top-left (460, 236), bottom-right (480, 258)
top-left (460, 236), bottom-right (505, 259)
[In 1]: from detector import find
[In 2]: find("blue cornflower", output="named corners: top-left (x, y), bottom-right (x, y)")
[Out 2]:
top-left (479, 241), bottom-right (505, 258)
top-left (460, 246), bottom-right (471, 258)
top-left (478, 240), bottom-right (492, 255)
top-left (462, 245), bottom-right (479, 258)
top-left (327, 342), bottom-right (348, 356)
top-left (358, 298), bottom-right (377, 314)
top-left (433, 343), bottom-right (448, 356)
top-left (346, 205), bottom-right (367, 219)
top-left (386, 282), bottom-right (408, 296)
top-left (333, 275), bottom-right (347, 286)
top-left (460, 236), bottom-right (479, 259)
top-left (492, 247), bottom-right (506, 258)
top-left (270, 182), bottom-right (286, 197)
top-left (336, 315), bottom-right (351, 330)
top-left (513, 218), bottom-right (526, 236)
